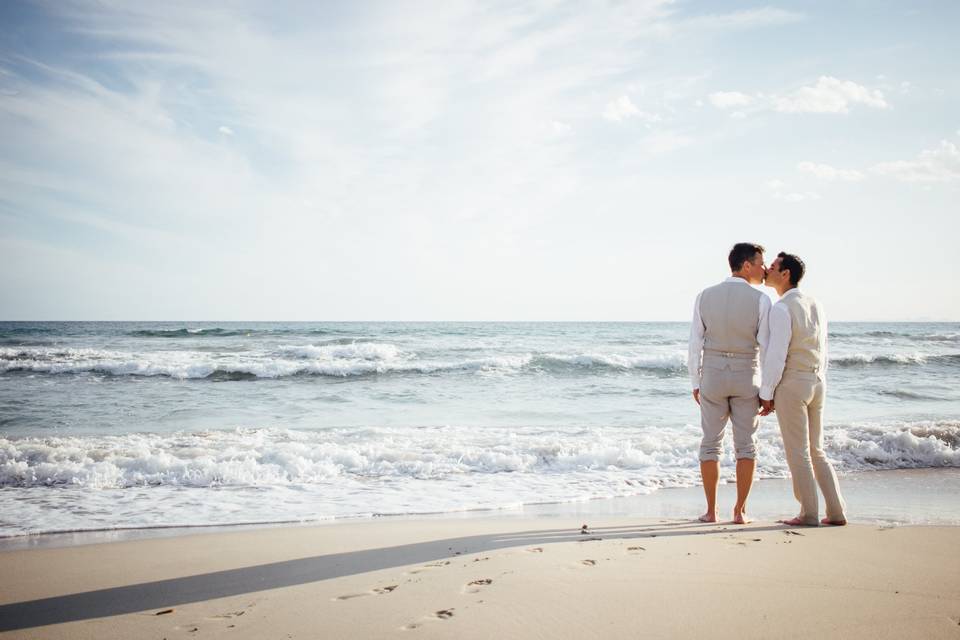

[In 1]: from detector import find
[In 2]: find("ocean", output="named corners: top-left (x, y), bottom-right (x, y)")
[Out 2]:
top-left (1, 321), bottom-right (958, 538)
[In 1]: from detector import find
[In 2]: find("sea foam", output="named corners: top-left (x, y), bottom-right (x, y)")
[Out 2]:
top-left (3, 421), bottom-right (957, 490)
top-left (0, 345), bottom-right (688, 379)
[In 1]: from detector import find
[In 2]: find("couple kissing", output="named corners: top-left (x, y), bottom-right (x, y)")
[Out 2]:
top-left (688, 242), bottom-right (846, 527)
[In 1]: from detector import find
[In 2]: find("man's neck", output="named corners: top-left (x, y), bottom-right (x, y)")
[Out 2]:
top-left (730, 272), bottom-right (750, 282)
top-left (777, 284), bottom-right (798, 297)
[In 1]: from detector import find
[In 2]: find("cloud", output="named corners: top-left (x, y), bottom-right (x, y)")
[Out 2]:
top-left (766, 178), bottom-right (819, 202)
top-left (797, 161), bottom-right (864, 181)
top-left (640, 131), bottom-right (694, 153)
top-left (218, 125), bottom-right (234, 136)
top-left (603, 96), bottom-right (640, 122)
top-left (550, 120), bottom-right (572, 137)
top-left (708, 91), bottom-right (752, 109)
top-left (872, 140), bottom-right (960, 183)
top-left (681, 8), bottom-right (805, 31)
top-left (774, 76), bottom-right (888, 114)
top-left (602, 95), bottom-right (663, 125)
top-left (775, 191), bottom-right (821, 203)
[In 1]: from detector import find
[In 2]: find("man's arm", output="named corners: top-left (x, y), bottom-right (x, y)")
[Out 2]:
top-left (820, 302), bottom-right (829, 378)
top-left (760, 303), bottom-right (791, 402)
top-left (757, 293), bottom-right (772, 363)
top-left (688, 292), bottom-right (705, 403)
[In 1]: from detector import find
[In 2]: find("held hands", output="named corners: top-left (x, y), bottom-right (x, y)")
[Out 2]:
top-left (759, 399), bottom-right (775, 416)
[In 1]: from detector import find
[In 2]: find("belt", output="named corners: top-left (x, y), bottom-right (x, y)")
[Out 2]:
top-left (784, 364), bottom-right (823, 373)
top-left (703, 348), bottom-right (756, 360)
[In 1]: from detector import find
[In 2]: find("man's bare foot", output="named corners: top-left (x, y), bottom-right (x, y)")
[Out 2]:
top-left (821, 518), bottom-right (847, 526)
top-left (698, 513), bottom-right (717, 523)
top-left (778, 517), bottom-right (819, 526)
top-left (733, 512), bottom-right (751, 525)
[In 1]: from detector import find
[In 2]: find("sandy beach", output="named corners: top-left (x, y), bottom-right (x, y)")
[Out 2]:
top-left (2, 513), bottom-right (959, 640)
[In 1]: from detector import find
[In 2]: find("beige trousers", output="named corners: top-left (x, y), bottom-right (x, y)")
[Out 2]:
top-left (774, 371), bottom-right (846, 524)
top-left (698, 355), bottom-right (760, 462)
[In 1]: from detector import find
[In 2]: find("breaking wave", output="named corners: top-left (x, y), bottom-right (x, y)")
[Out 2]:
top-left (0, 346), bottom-right (688, 379)
top-left (830, 353), bottom-right (960, 368)
top-left (2, 421), bottom-right (956, 490)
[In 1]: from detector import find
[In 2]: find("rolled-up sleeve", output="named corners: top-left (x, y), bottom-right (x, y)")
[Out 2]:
top-left (688, 292), bottom-right (705, 390)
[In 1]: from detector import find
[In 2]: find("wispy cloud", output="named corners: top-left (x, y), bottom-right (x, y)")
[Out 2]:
top-left (602, 96), bottom-right (661, 124)
top-left (775, 191), bottom-right (821, 202)
top-left (603, 96), bottom-right (641, 122)
top-left (708, 91), bottom-right (752, 109)
top-left (765, 178), bottom-right (820, 202)
top-left (774, 76), bottom-right (888, 113)
top-left (872, 140), bottom-right (960, 183)
top-left (708, 76), bottom-right (889, 117)
top-left (679, 7), bottom-right (805, 31)
top-left (797, 161), bottom-right (864, 181)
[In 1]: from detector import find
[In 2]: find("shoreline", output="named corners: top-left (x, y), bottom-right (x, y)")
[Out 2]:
top-left (5, 467), bottom-right (959, 552)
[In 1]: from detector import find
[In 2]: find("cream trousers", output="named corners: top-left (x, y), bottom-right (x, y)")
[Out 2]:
top-left (698, 355), bottom-right (759, 462)
top-left (774, 371), bottom-right (846, 524)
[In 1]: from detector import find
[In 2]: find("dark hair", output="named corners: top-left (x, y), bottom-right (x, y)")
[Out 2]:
top-left (728, 243), bottom-right (765, 272)
top-left (777, 251), bottom-right (805, 286)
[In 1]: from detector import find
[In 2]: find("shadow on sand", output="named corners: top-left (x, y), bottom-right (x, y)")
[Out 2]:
top-left (1, 520), bottom-right (795, 631)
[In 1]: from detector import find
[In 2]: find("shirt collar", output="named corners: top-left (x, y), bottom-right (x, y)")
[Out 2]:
top-left (723, 276), bottom-right (752, 285)
top-left (780, 288), bottom-right (801, 300)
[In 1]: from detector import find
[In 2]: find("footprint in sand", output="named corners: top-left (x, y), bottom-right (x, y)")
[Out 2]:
top-left (334, 585), bottom-right (399, 601)
top-left (406, 561), bottom-right (452, 575)
top-left (463, 578), bottom-right (493, 594)
top-left (374, 585), bottom-right (399, 594)
top-left (627, 546), bottom-right (646, 552)
top-left (209, 610), bottom-right (246, 620)
top-left (581, 559), bottom-right (596, 566)
top-left (526, 547), bottom-right (544, 553)
top-left (402, 608), bottom-right (455, 631)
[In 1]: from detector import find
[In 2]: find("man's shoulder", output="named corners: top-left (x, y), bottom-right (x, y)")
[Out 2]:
top-left (793, 290), bottom-right (822, 307)
top-left (700, 279), bottom-right (764, 300)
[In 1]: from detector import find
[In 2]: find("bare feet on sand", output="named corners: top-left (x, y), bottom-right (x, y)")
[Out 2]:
top-left (778, 517), bottom-right (819, 526)
top-left (821, 518), bottom-right (847, 526)
top-left (733, 511), bottom-right (751, 525)
top-left (698, 513), bottom-right (717, 523)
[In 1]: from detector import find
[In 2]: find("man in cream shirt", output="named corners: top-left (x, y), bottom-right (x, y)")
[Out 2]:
top-left (689, 243), bottom-right (770, 524)
top-left (760, 252), bottom-right (846, 526)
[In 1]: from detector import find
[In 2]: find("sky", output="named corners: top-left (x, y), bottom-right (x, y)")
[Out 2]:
top-left (1, 0), bottom-right (958, 321)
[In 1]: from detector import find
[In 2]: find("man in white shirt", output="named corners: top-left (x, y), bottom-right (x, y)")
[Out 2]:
top-left (688, 243), bottom-right (771, 524)
top-left (760, 252), bottom-right (846, 526)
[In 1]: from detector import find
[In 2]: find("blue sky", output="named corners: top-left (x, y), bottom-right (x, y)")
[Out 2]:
top-left (1, 1), bottom-right (958, 320)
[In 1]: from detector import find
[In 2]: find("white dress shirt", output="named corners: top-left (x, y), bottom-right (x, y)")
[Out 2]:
top-left (688, 276), bottom-right (772, 390)
top-left (759, 289), bottom-right (829, 401)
